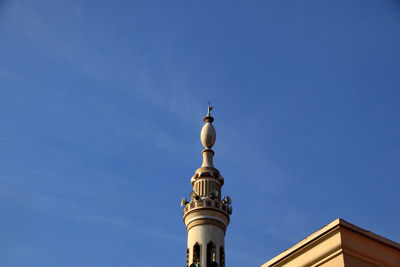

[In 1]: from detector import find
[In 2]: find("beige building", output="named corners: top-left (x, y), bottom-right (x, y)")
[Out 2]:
top-left (261, 218), bottom-right (400, 267)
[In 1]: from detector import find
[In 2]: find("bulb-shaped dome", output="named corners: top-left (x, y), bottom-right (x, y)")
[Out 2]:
top-left (201, 122), bottom-right (216, 149)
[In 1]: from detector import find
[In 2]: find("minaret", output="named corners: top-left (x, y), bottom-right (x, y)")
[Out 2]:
top-left (181, 106), bottom-right (232, 267)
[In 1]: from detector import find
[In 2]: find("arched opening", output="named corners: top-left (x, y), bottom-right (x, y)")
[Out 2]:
top-left (207, 242), bottom-right (216, 267)
top-left (186, 248), bottom-right (189, 267)
top-left (219, 246), bottom-right (225, 267)
top-left (193, 243), bottom-right (201, 267)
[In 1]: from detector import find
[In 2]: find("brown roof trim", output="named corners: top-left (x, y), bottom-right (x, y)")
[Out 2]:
top-left (338, 218), bottom-right (400, 251)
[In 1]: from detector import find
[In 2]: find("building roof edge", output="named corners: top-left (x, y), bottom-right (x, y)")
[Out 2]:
top-left (261, 218), bottom-right (400, 267)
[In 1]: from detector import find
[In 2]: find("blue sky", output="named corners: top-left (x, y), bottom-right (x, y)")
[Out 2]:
top-left (1, 0), bottom-right (400, 266)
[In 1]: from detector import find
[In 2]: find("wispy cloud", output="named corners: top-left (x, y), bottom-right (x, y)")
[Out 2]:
top-left (76, 215), bottom-right (184, 243)
top-left (0, 1), bottom-right (204, 151)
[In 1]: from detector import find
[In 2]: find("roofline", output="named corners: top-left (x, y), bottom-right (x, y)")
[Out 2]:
top-left (262, 218), bottom-right (400, 267)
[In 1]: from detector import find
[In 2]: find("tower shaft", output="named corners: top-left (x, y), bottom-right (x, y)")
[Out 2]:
top-left (182, 107), bottom-right (232, 267)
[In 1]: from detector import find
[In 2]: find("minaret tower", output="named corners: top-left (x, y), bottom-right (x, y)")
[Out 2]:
top-left (181, 106), bottom-right (232, 267)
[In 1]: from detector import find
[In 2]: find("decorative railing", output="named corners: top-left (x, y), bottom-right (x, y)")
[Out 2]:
top-left (183, 199), bottom-right (229, 215)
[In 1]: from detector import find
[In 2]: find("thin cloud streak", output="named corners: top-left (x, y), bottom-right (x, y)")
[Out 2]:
top-left (76, 215), bottom-right (184, 243)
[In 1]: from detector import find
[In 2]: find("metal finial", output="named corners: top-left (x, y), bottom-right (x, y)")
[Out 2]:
top-left (204, 102), bottom-right (214, 123)
top-left (207, 102), bottom-right (213, 116)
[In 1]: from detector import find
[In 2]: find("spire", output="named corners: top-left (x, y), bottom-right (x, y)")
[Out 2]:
top-left (200, 104), bottom-right (216, 167)
top-left (182, 105), bottom-right (231, 267)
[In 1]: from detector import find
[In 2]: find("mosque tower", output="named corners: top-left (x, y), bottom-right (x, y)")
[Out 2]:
top-left (181, 106), bottom-right (232, 267)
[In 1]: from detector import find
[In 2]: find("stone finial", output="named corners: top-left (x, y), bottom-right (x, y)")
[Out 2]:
top-left (200, 105), bottom-right (216, 167)
top-left (201, 107), bottom-right (216, 149)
